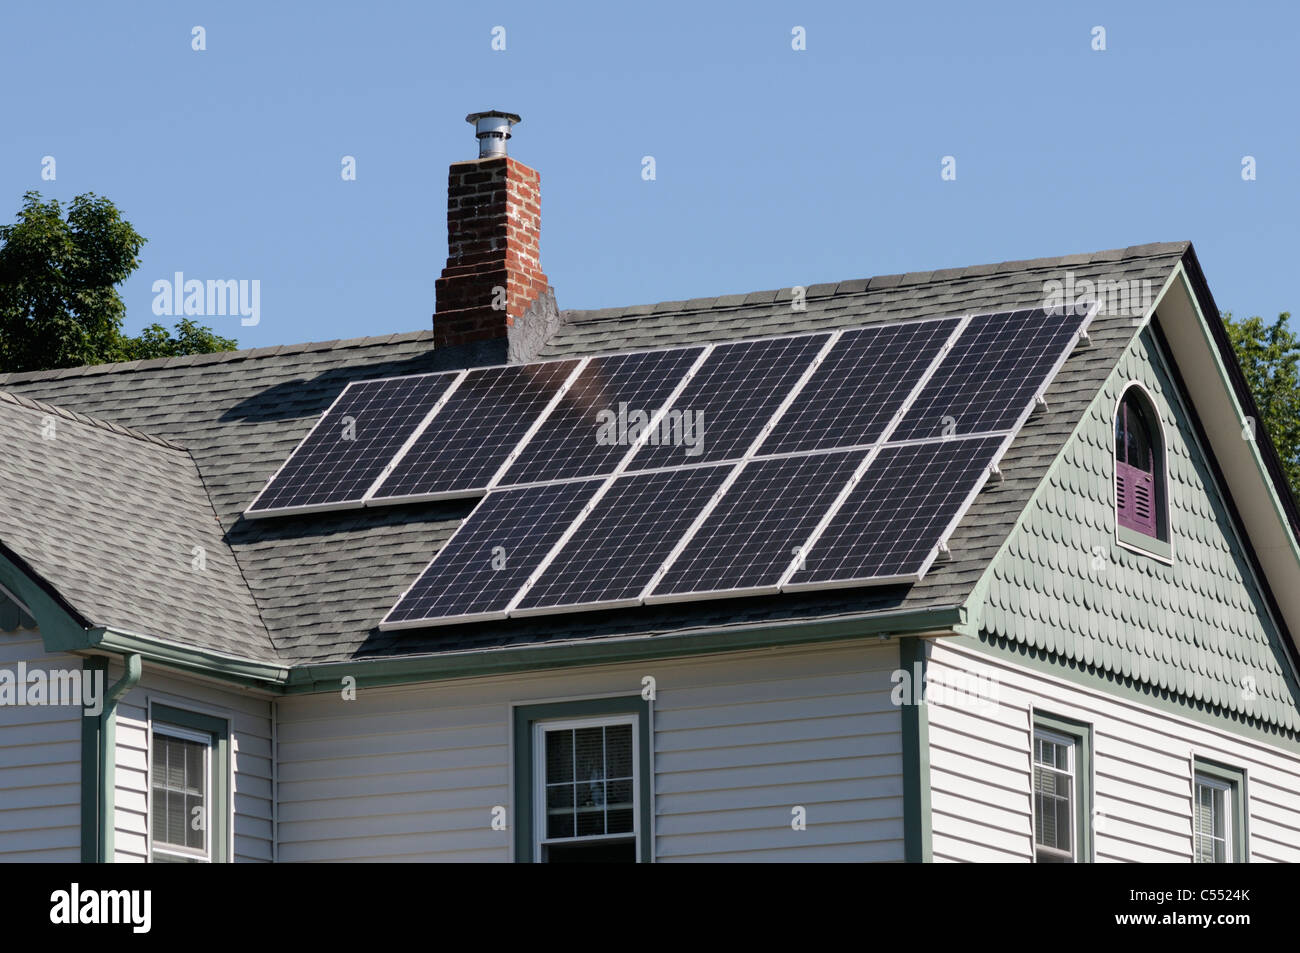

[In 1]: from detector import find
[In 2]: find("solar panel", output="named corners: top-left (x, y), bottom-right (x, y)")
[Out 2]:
top-left (495, 347), bottom-right (704, 487)
top-left (246, 372), bottom-right (460, 516)
top-left (759, 318), bottom-right (959, 456)
top-left (512, 464), bottom-right (732, 615)
top-left (370, 359), bottom-right (582, 502)
top-left (784, 435), bottom-right (1004, 588)
top-left (381, 479), bottom-right (599, 628)
top-left (626, 334), bottom-right (830, 471)
top-left (647, 449), bottom-right (866, 602)
top-left (890, 308), bottom-right (1088, 441)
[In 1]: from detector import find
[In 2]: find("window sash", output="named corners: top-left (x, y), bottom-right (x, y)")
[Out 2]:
top-left (150, 723), bottom-right (212, 862)
top-left (1033, 728), bottom-right (1077, 862)
top-left (1194, 774), bottom-right (1233, 864)
top-left (533, 714), bottom-right (639, 859)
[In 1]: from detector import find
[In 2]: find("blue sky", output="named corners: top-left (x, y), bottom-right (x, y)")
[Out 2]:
top-left (2, 1), bottom-right (1296, 348)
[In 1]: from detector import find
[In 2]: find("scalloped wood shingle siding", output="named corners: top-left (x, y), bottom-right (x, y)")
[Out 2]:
top-left (983, 328), bottom-right (1300, 734)
top-left (925, 325), bottom-right (1300, 862)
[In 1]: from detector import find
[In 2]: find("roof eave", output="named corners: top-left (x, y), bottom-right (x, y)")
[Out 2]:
top-left (282, 604), bottom-right (968, 694)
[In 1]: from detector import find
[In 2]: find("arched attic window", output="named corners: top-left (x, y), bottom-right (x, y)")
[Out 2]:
top-left (1114, 385), bottom-right (1167, 542)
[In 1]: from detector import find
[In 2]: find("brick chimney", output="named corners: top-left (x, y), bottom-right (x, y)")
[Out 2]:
top-left (434, 111), bottom-right (555, 352)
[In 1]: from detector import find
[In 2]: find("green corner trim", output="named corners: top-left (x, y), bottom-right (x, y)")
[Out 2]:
top-left (1032, 709), bottom-right (1094, 863)
top-left (79, 657), bottom-right (108, 863)
top-left (151, 703), bottom-right (231, 863)
top-left (511, 695), bottom-right (653, 863)
top-left (1192, 756), bottom-right (1249, 863)
top-left (899, 637), bottom-right (932, 863)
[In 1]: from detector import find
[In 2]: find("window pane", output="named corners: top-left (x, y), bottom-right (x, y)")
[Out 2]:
top-left (606, 724), bottom-right (633, 779)
top-left (1194, 778), bottom-right (1231, 863)
top-left (606, 779), bottom-right (634, 834)
top-left (545, 729), bottom-right (573, 784)
top-left (546, 783), bottom-right (574, 839)
top-left (573, 726), bottom-right (605, 787)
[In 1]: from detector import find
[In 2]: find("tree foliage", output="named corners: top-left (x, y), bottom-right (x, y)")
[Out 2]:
top-left (1223, 311), bottom-right (1300, 501)
top-left (0, 191), bottom-right (237, 373)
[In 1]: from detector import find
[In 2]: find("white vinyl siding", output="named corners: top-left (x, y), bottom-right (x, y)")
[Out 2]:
top-left (927, 638), bottom-right (1300, 863)
top-left (0, 628), bottom-right (83, 861)
top-left (110, 661), bottom-right (274, 863)
top-left (275, 639), bottom-right (904, 862)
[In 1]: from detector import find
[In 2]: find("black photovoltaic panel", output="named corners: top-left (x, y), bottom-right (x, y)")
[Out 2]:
top-left (652, 449), bottom-right (866, 599)
top-left (627, 334), bottom-right (829, 471)
top-left (760, 319), bottom-right (959, 455)
top-left (247, 373), bottom-right (457, 513)
top-left (891, 308), bottom-right (1087, 440)
top-left (515, 465), bottom-right (731, 613)
top-left (382, 479), bottom-right (598, 626)
top-left (371, 359), bottom-right (581, 501)
top-left (496, 347), bottom-right (704, 487)
top-left (786, 435), bottom-right (1004, 586)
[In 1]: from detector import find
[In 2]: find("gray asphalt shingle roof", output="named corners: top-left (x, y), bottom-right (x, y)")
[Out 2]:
top-left (0, 390), bottom-right (272, 659)
top-left (0, 242), bottom-right (1190, 664)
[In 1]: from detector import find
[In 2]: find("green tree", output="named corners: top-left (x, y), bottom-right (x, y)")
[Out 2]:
top-left (118, 317), bottom-right (239, 362)
top-left (0, 191), bottom-right (236, 373)
top-left (1223, 311), bottom-right (1300, 500)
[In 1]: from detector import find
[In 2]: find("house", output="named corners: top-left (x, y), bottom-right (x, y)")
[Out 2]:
top-left (1, 111), bottom-right (1298, 863)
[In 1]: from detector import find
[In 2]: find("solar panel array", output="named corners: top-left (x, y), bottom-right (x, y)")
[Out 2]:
top-left (373, 305), bottom-right (1095, 628)
top-left (247, 371), bottom-right (460, 515)
top-left (241, 305), bottom-right (1093, 624)
top-left (372, 359), bottom-right (581, 502)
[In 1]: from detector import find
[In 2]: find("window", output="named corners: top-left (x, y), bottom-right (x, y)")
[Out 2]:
top-left (1193, 759), bottom-right (1248, 863)
top-left (149, 704), bottom-right (229, 863)
top-left (513, 696), bottom-right (652, 863)
top-left (1114, 385), bottom-right (1168, 551)
top-left (1032, 712), bottom-right (1092, 863)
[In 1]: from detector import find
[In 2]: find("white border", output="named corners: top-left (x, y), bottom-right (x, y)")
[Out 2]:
top-left (1111, 379), bottom-right (1175, 564)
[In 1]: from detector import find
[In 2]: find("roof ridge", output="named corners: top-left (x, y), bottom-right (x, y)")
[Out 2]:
top-left (0, 390), bottom-right (186, 450)
top-left (561, 241), bottom-right (1191, 323)
top-left (0, 329), bottom-right (438, 385)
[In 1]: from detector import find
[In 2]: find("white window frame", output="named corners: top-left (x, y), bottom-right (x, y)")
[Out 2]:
top-left (149, 722), bottom-right (213, 864)
top-left (1033, 727), bottom-right (1076, 863)
top-left (532, 713), bottom-right (640, 862)
top-left (1193, 773), bottom-right (1233, 864)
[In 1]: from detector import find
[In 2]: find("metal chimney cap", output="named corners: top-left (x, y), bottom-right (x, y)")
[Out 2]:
top-left (465, 110), bottom-right (522, 158)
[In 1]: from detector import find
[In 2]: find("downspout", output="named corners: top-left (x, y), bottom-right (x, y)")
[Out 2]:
top-left (96, 653), bottom-right (141, 863)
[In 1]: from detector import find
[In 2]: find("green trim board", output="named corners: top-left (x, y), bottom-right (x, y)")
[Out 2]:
top-left (150, 702), bottom-right (231, 863)
top-left (1192, 756), bottom-right (1249, 863)
top-left (1031, 709), bottom-right (1093, 863)
top-left (79, 654), bottom-right (141, 863)
top-left (511, 695), bottom-right (653, 863)
top-left (899, 636), bottom-right (932, 862)
top-left (79, 657), bottom-right (108, 863)
top-left (1115, 524), bottom-right (1172, 561)
top-left (288, 606), bottom-right (964, 695)
top-left (0, 548), bottom-right (94, 652)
